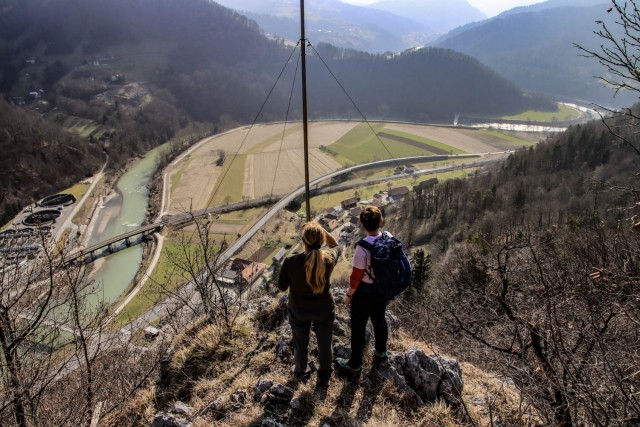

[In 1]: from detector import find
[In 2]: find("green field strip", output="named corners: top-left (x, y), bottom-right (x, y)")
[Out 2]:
top-left (500, 103), bottom-right (581, 122)
top-left (377, 128), bottom-right (465, 155)
top-left (113, 241), bottom-right (195, 325)
top-left (327, 123), bottom-right (464, 164)
top-left (48, 112), bottom-right (106, 140)
top-left (62, 182), bottom-right (91, 200)
top-left (170, 159), bottom-right (191, 193)
top-left (209, 154), bottom-right (246, 207)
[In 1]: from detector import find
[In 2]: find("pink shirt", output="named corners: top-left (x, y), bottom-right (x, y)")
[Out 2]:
top-left (353, 232), bottom-right (383, 284)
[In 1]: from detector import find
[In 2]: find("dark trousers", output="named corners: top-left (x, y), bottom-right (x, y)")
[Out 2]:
top-left (288, 303), bottom-right (335, 379)
top-left (349, 284), bottom-right (388, 368)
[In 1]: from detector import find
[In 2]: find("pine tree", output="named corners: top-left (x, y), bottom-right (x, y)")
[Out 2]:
top-left (411, 248), bottom-right (431, 295)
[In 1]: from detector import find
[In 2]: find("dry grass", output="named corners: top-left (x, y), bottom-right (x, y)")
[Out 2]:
top-left (104, 290), bottom-right (536, 427)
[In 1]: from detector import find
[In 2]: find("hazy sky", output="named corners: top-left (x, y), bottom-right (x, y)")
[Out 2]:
top-left (341, 0), bottom-right (546, 18)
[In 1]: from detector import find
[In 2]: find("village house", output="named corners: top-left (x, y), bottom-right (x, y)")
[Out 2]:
top-left (28, 90), bottom-right (44, 99)
top-left (324, 212), bottom-right (338, 221)
top-left (370, 198), bottom-right (384, 208)
top-left (238, 262), bottom-right (267, 287)
top-left (10, 97), bottom-right (26, 106)
top-left (323, 219), bottom-right (340, 232)
top-left (220, 258), bottom-right (268, 287)
top-left (349, 206), bottom-right (362, 217)
top-left (388, 186), bottom-right (410, 201)
top-left (341, 197), bottom-right (360, 210)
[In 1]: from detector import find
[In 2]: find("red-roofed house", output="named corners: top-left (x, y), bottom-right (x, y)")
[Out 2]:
top-left (229, 258), bottom-right (267, 287)
top-left (324, 219), bottom-right (340, 232)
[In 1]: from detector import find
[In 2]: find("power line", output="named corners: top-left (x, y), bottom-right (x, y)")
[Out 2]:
top-left (205, 42), bottom-right (300, 209)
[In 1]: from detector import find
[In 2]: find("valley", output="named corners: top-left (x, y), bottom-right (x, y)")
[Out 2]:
top-left (0, 0), bottom-right (638, 426)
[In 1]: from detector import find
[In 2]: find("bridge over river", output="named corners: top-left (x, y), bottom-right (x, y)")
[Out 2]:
top-left (68, 153), bottom-right (489, 265)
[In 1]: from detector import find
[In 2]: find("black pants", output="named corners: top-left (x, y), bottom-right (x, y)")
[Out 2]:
top-left (288, 303), bottom-right (334, 379)
top-left (349, 284), bottom-right (388, 368)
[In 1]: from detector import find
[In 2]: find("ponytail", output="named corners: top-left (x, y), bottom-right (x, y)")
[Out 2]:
top-left (301, 222), bottom-right (336, 294)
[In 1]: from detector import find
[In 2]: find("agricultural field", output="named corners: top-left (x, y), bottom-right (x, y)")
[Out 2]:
top-left (46, 112), bottom-right (107, 139)
top-left (166, 121), bottom-right (541, 214)
top-left (500, 103), bottom-right (582, 122)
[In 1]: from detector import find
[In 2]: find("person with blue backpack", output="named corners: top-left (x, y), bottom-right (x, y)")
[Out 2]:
top-left (336, 205), bottom-right (412, 374)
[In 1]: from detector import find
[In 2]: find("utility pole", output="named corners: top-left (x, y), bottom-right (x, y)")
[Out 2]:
top-left (300, 0), bottom-right (311, 222)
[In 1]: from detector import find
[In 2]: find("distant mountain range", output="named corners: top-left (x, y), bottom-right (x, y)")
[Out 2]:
top-left (210, 0), bottom-right (637, 106)
top-left (370, 0), bottom-right (486, 34)
top-left (212, 0), bottom-right (485, 52)
top-left (435, 1), bottom-right (637, 107)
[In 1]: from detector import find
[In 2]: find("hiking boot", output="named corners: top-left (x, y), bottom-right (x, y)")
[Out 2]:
top-left (316, 372), bottom-right (331, 390)
top-left (335, 358), bottom-right (362, 374)
top-left (373, 349), bottom-right (389, 363)
top-left (293, 368), bottom-right (312, 383)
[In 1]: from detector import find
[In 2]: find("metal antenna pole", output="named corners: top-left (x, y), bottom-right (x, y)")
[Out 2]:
top-left (300, 0), bottom-right (311, 222)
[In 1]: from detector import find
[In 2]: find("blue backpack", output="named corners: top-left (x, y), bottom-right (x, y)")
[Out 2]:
top-left (356, 231), bottom-right (412, 301)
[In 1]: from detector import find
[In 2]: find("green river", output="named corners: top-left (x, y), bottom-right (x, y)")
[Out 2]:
top-left (88, 145), bottom-right (166, 303)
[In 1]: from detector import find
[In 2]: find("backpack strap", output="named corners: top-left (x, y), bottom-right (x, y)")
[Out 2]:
top-left (355, 239), bottom-right (375, 281)
top-left (355, 239), bottom-right (374, 251)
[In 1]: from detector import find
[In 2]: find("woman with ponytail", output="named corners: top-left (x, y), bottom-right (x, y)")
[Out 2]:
top-left (278, 221), bottom-right (341, 388)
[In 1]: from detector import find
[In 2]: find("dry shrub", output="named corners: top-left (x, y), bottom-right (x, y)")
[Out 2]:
top-left (101, 387), bottom-right (156, 427)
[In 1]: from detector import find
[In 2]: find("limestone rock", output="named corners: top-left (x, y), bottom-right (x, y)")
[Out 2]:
top-left (200, 397), bottom-right (225, 416)
top-left (290, 397), bottom-right (302, 410)
top-left (171, 401), bottom-right (194, 417)
top-left (230, 390), bottom-right (247, 405)
top-left (254, 378), bottom-right (274, 399)
top-left (436, 357), bottom-right (464, 402)
top-left (270, 383), bottom-right (294, 401)
top-left (404, 350), bottom-right (442, 402)
top-left (275, 335), bottom-right (292, 359)
top-left (261, 417), bottom-right (285, 427)
top-left (151, 412), bottom-right (190, 427)
top-left (332, 342), bottom-right (351, 359)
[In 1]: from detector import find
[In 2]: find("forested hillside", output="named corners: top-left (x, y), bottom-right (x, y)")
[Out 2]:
top-left (396, 107), bottom-right (640, 425)
top-left (0, 99), bottom-right (103, 225)
top-left (436, 4), bottom-right (638, 107)
top-left (399, 117), bottom-right (628, 248)
top-left (0, 0), bottom-right (552, 124)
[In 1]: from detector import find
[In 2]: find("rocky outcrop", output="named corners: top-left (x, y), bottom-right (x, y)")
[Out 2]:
top-left (150, 401), bottom-right (196, 427)
top-left (376, 350), bottom-right (464, 406)
top-left (256, 292), bottom-right (464, 407)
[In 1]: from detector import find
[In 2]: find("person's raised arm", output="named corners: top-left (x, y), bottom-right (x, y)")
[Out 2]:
top-left (323, 228), bottom-right (338, 248)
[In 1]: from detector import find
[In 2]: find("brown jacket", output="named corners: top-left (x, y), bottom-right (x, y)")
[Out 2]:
top-left (278, 246), bottom-right (342, 309)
